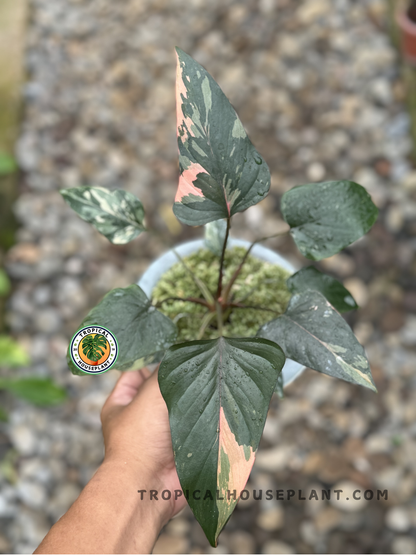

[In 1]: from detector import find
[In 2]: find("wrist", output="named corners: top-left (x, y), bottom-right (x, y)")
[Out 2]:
top-left (99, 457), bottom-right (174, 528)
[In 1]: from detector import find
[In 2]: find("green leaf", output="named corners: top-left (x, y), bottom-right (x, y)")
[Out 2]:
top-left (0, 269), bottom-right (11, 297)
top-left (67, 285), bottom-right (177, 375)
top-left (287, 266), bottom-right (358, 313)
top-left (0, 152), bottom-right (17, 176)
top-left (281, 181), bottom-right (378, 260)
top-left (258, 290), bottom-right (376, 392)
top-left (0, 378), bottom-right (67, 406)
top-left (173, 48), bottom-right (270, 226)
top-left (159, 336), bottom-right (285, 546)
top-left (204, 220), bottom-right (228, 256)
top-left (0, 336), bottom-right (30, 368)
top-left (60, 187), bottom-right (146, 244)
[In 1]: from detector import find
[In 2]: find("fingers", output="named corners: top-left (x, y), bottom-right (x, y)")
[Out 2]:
top-left (101, 368), bottom-right (149, 421)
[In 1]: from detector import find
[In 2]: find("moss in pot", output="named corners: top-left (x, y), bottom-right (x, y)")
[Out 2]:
top-left (60, 48), bottom-right (379, 547)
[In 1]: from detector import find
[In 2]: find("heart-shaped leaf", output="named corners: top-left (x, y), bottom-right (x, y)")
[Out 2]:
top-left (258, 290), bottom-right (376, 391)
top-left (204, 220), bottom-right (228, 256)
top-left (281, 181), bottom-right (378, 260)
top-left (159, 336), bottom-right (285, 546)
top-left (60, 187), bottom-right (146, 244)
top-left (67, 285), bottom-right (177, 376)
top-left (0, 377), bottom-right (66, 406)
top-left (287, 266), bottom-right (358, 313)
top-left (173, 48), bottom-right (270, 226)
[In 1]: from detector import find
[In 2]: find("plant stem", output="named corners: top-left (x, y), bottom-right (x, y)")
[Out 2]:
top-left (229, 302), bottom-right (281, 315)
top-left (222, 229), bottom-right (289, 302)
top-left (215, 301), bottom-right (223, 335)
top-left (216, 217), bottom-right (231, 299)
top-left (154, 296), bottom-right (211, 309)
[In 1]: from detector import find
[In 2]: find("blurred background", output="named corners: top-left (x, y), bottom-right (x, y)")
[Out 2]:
top-left (0, 0), bottom-right (416, 553)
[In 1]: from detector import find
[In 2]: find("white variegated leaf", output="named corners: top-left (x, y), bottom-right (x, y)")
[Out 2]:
top-left (60, 186), bottom-right (146, 244)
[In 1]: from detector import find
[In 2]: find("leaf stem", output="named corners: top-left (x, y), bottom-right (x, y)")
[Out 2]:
top-left (222, 229), bottom-right (289, 302)
top-left (229, 302), bottom-right (281, 314)
top-left (215, 301), bottom-right (224, 335)
top-left (216, 217), bottom-right (231, 299)
top-left (154, 296), bottom-right (211, 309)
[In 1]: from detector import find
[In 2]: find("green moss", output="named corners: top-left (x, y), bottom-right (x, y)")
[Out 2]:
top-left (152, 246), bottom-right (291, 341)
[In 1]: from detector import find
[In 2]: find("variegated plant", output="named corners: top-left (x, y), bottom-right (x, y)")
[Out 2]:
top-left (60, 48), bottom-right (379, 547)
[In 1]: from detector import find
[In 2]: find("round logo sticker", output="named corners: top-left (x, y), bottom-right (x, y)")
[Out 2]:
top-left (70, 326), bottom-right (118, 374)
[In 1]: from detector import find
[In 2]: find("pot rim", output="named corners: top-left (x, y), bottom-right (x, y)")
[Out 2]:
top-left (138, 237), bottom-right (305, 388)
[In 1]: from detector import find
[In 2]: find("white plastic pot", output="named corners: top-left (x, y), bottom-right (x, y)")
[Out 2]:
top-left (138, 238), bottom-right (305, 387)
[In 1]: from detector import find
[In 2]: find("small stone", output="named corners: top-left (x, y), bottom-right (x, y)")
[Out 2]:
top-left (329, 481), bottom-right (366, 512)
top-left (228, 531), bottom-right (256, 554)
top-left (307, 162), bottom-right (326, 182)
top-left (165, 517), bottom-right (191, 537)
top-left (400, 316), bottom-right (416, 347)
top-left (314, 506), bottom-right (342, 533)
top-left (297, 0), bottom-right (331, 23)
top-left (385, 506), bottom-right (411, 532)
top-left (10, 425), bottom-right (37, 456)
top-left (342, 278), bottom-right (368, 307)
top-left (0, 533), bottom-right (11, 553)
top-left (402, 171), bottom-right (416, 193)
top-left (365, 434), bottom-right (392, 454)
top-left (320, 254), bottom-right (355, 277)
top-left (34, 308), bottom-right (62, 334)
top-left (48, 483), bottom-right (82, 520)
top-left (16, 480), bottom-right (47, 509)
top-left (20, 458), bottom-right (52, 485)
top-left (300, 520), bottom-right (319, 546)
top-left (256, 506), bottom-right (284, 531)
top-left (64, 257), bottom-right (84, 275)
top-left (152, 534), bottom-right (189, 554)
top-left (7, 243), bottom-right (40, 265)
top-left (262, 540), bottom-right (296, 554)
top-left (391, 535), bottom-right (416, 554)
top-left (255, 445), bottom-right (296, 472)
top-left (386, 205), bottom-right (404, 233)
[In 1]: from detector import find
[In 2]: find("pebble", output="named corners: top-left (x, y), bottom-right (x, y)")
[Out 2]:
top-left (262, 540), bottom-right (296, 554)
top-left (10, 424), bottom-right (38, 456)
top-left (256, 506), bottom-right (284, 531)
top-left (306, 162), bottom-right (326, 182)
top-left (329, 481), bottom-right (367, 513)
top-left (385, 507), bottom-right (411, 533)
top-left (16, 480), bottom-right (47, 509)
top-left (391, 535), bottom-right (416, 554)
top-left (342, 278), bottom-right (369, 307)
top-left (152, 535), bottom-right (190, 554)
top-left (228, 531), bottom-right (256, 554)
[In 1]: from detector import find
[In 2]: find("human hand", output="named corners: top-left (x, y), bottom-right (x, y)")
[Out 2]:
top-left (100, 367), bottom-right (187, 523)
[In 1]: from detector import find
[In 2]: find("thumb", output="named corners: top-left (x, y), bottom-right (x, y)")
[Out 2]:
top-left (101, 368), bottom-right (151, 421)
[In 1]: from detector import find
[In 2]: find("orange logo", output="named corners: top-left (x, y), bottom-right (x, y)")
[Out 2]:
top-left (70, 326), bottom-right (118, 374)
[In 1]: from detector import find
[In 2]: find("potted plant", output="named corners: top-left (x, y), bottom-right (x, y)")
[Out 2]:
top-left (397, 0), bottom-right (416, 64)
top-left (60, 48), bottom-right (378, 547)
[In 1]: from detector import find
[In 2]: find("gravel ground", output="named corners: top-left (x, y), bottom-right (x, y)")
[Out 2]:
top-left (1, 0), bottom-right (416, 553)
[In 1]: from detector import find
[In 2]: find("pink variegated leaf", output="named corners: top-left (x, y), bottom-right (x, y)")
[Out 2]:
top-left (173, 48), bottom-right (270, 226)
top-left (158, 337), bottom-right (285, 546)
